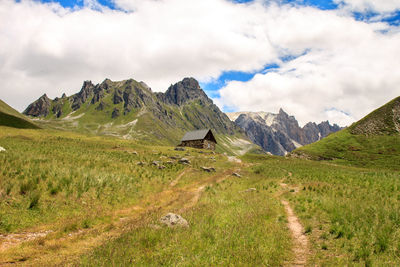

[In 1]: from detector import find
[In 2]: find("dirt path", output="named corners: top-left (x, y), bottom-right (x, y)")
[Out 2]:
top-left (0, 231), bottom-right (52, 252)
top-left (281, 200), bottom-right (309, 266)
top-left (0, 167), bottom-right (237, 266)
top-left (279, 170), bottom-right (309, 267)
top-left (169, 168), bottom-right (191, 187)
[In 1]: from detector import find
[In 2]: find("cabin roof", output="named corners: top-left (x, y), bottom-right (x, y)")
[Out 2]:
top-left (181, 129), bottom-right (215, 142)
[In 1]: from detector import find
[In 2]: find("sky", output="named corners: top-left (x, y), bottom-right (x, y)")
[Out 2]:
top-left (1, 0), bottom-right (400, 126)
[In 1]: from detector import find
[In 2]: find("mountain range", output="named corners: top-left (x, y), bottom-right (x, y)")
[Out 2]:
top-left (226, 110), bottom-right (341, 155)
top-left (19, 77), bottom-right (343, 156)
top-left (22, 77), bottom-right (258, 155)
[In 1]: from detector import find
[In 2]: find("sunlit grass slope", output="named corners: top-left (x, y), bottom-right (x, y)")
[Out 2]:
top-left (0, 126), bottom-right (229, 234)
top-left (80, 156), bottom-right (291, 266)
top-left (293, 96), bottom-right (400, 170)
top-left (0, 100), bottom-right (39, 129)
top-left (242, 155), bottom-right (400, 266)
top-left (293, 129), bottom-right (400, 170)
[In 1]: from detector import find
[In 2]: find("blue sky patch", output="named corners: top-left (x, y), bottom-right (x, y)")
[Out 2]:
top-left (200, 64), bottom-right (279, 99)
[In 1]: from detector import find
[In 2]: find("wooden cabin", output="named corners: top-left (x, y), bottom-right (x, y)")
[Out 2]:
top-left (179, 129), bottom-right (217, 150)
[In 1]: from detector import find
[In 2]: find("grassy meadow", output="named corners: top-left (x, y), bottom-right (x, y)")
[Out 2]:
top-left (80, 166), bottom-right (292, 266)
top-left (246, 155), bottom-right (400, 266)
top-left (1, 124), bottom-right (400, 266)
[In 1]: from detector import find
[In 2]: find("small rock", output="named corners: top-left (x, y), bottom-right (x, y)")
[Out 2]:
top-left (111, 108), bottom-right (120, 118)
top-left (201, 166), bottom-right (216, 172)
top-left (160, 213), bottom-right (189, 228)
top-left (232, 172), bottom-right (241, 177)
top-left (152, 161), bottom-right (160, 166)
top-left (165, 161), bottom-right (174, 164)
top-left (244, 188), bottom-right (257, 192)
top-left (0, 146), bottom-right (6, 152)
top-left (178, 158), bottom-right (190, 164)
top-left (131, 151), bottom-right (138, 155)
top-left (136, 161), bottom-right (146, 166)
top-left (158, 165), bottom-right (166, 169)
top-left (169, 156), bottom-right (180, 160)
top-left (174, 147), bottom-right (185, 151)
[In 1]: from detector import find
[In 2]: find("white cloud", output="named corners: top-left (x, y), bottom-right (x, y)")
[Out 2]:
top-left (0, 0), bottom-right (276, 111)
top-left (334, 0), bottom-right (400, 13)
top-left (0, 0), bottom-right (399, 128)
top-left (218, 4), bottom-right (400, 126)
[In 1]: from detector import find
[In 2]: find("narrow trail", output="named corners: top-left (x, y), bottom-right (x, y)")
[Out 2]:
top-left (281, 199), bottom-right (309, 266)
top-left (0, 231), bottom-right (52, 252)
top-left (279, 171), bottom-right (310, 267)
top-left (169, 168), bottom-right (191, 187)
top-left (0, 167), bottom-right (239, 266)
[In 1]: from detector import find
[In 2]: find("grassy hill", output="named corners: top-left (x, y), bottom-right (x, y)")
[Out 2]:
top-left (3, 92), bottom-right (399, 266)
top-left (0, 100), bottom-right (39, 129)
top-left (23, 78), bottom-right (260, 155)
top-left (0, 126), bottom-right (289, 266)
top-left (292, 96), bottom-right (400, 170)
top-left (1, 124), bottom-right (400, 266)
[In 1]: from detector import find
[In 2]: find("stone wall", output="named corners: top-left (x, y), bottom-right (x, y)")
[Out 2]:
top-left (180, 139), bottom-right (216, 150)
top-left (203, 139), bottom-right (216, 150)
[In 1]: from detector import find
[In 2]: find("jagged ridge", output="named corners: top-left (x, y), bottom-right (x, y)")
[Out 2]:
top-left (23, 77), bottom-right (254, 155)
top-left (227, 110), bottom-right (341, 156)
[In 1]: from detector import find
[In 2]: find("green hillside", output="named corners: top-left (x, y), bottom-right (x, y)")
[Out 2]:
top-left (350, 96), bottom-right (400, 135)
top-left (0, 100), bottom-right (39, 129)
top-left (23, 78), bottom-right (260, 155)
top-left (1, 126), bottom-right (399, 266)
top-left (292, 96), bottom-right (400, 170)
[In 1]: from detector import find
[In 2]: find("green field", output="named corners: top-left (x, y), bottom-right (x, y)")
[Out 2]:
top-left (0, 100), bottom-right (39, 129)
top-left (1, 125), bottom-right (399, 266)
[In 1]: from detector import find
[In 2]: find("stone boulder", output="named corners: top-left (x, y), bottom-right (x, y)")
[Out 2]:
top-left (178, 158), bottom-right (190, 164)
top-left (160, 213), bottom-right (189, 228)
top-left (201, 166), bottom-right (216, 172)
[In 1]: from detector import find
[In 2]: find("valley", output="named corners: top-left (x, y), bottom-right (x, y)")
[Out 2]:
top-left (0, 122), bottom-right (399, 265)
top-left (0, 82), bottom-right (399, 266)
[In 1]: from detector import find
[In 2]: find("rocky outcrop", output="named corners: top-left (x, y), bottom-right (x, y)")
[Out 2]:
top-left (158, 77), bottom-right (211, 106)
top-left (111, 108), bottom-right (120, 118)
top-left (23, 94), bottom-right (51, 117)
top-left (23, 77), bottom-right (245, 147)
top-left (230, 110), bottom-right (342, 155)
top-left (72, 81), bottom-right (95, 110)
top-left (52, 102), bottom-right (63, 118)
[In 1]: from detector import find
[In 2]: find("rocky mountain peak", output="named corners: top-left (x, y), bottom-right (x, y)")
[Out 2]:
top-left (181, 77), bottom-right (201, 90)
top-left (72, 80), bottom-right (95, 110)
top-left (229, 109), bottom-right (342, 155)
top-left (278, 108), bottom-right (287, 116)
top-left (23, 94), bottom-right (51, 117)
top-left (161, 77), bottom-right (210, 106)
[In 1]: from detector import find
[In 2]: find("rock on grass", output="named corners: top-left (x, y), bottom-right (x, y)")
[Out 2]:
top-left (160, 213), bottom-right (189, 228)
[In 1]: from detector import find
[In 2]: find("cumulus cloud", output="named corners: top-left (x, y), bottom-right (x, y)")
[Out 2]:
top-left (335, 0), bottom-right (400, 13)
top-left (0, 0), bottom-right (399, 127)
top-left (218, 4), bottom-right (400, 126)
top-left (0, 0), bottom-right (276, 111)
